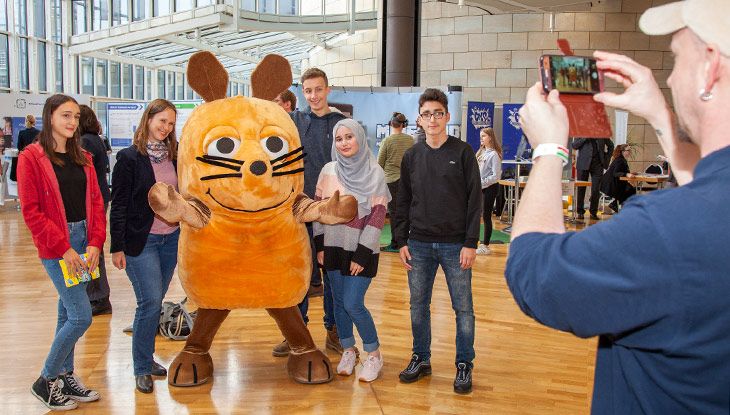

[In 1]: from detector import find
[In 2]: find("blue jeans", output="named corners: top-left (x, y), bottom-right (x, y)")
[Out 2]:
top-left (328, 270), bottom-right (379, 352)
top-left (406, 239), bottom-right (475, 365)
top-left (297, 224), bottom-right (335, 328)
top-left (124, 230), bottom-right (179, 375)
top-left (40, 220), bottom-right (93, 379)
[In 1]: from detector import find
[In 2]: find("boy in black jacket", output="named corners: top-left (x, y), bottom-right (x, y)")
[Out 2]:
top-left (393, 88), bottom-right (481, 393)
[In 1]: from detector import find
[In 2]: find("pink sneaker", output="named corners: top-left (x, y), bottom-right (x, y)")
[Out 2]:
top-left (337, 350), bottom-right (357, 376)
top-left (359, 353), bottom-right (383, 382)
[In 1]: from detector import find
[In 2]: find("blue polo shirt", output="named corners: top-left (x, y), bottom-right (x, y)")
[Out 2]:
top-left (505, 145), bottom-right (730, 414)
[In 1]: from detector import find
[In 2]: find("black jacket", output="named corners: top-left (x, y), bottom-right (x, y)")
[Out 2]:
top-left (600, 156), bottom-right (630, 198)
top-left (110, 145), bottom-right (177, 256)
top-left (572, 137), bottom-right (614, 171)
top-left (81, 133), bottom-right (111, 204)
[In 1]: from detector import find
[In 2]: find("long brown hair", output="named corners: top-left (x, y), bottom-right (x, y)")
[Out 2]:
top-left (613, 144), bottom-right (630, 161)
top-left (476, 127), bottom-right (503, 160)
top-left (37, 94), bottom-right (89, 167)
top-left (133, 99), bottom-right (178, 160)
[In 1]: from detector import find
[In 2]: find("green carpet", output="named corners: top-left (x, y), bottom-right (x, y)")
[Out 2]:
top-left (380, 223), bottom-right (510, 246)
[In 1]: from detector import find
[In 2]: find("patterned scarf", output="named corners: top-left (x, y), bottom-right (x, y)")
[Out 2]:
top-left (147, 141), bottom-right (169, 164)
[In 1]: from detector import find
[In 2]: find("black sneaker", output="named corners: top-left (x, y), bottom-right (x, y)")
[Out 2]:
top-left (398, 353), bottom-right (432, 383)
top-left (31, 376), bottom-right (78, 411)
top-left (59, 372), bottom-right (100, 402)
top-left (454, 362), bottom-right (473, 393)
top-left (91, 297), bottom-right (112, 316)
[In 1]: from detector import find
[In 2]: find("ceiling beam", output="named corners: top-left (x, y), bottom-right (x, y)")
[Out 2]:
top-left (81, 51), bottom-right (185, 73)
top-left (162, 35), bottom-right (263, 65)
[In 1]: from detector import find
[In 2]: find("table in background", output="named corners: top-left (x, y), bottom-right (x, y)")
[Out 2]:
top-left (621, 174), bottom-right (669, 193)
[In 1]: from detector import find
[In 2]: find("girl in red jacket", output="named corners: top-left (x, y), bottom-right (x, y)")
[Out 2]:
top-left (17, 94), bottom-right (106, 411)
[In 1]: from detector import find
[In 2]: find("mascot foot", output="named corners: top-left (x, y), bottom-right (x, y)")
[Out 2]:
top-left (287, 349), bottom-right (334, 384)
top-left (168, 350), bottom-right (214, 387)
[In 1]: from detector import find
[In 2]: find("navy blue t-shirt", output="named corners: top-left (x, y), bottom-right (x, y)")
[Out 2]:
top-left (505, 145), bottom-right (730, 414)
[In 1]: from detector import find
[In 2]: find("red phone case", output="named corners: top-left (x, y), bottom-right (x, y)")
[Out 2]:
top-left (550, 40), bottom-right (613, 139)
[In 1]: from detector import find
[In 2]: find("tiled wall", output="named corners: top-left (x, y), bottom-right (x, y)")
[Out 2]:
top-left (304, 0), bottom-right (680, 170)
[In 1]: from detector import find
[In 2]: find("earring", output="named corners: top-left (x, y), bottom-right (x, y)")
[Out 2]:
top-left (700, 88), bottom-right (713, 101)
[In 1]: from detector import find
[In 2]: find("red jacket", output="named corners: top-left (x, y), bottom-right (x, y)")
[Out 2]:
top-left (17, 143), bottom-right (106, 259)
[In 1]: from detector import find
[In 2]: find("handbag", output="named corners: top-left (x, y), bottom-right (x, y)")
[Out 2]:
top-left (159, 297), bottom-right (196, 340)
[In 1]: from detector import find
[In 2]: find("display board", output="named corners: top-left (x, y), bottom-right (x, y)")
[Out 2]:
top-left (290, 86), bottom-right (463, 156)
top-left (501, 103), bottom-right (527, 163)
top-left (466, 101), bottom-right (495, 153)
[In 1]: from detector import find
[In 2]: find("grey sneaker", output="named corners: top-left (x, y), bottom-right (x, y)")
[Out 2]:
top-left (31, 376), bottom-right (78, 411)
top-left (59, 372), bottom-right (100, 402)
top-left (398, 353), bottom-right (431, 383)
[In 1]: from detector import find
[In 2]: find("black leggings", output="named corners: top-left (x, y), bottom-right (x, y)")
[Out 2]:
top-left (481, 184), bottom-right (499, 245)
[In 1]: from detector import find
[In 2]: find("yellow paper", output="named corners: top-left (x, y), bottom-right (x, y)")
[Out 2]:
top-left (59, 254), bottom-right (100, 287)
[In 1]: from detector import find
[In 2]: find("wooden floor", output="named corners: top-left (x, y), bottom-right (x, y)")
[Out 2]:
top-left (0, 200), bottom-right (602, 415)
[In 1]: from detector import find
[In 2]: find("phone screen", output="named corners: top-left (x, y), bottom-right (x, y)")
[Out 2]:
top-left (543, 56), bottom-right (602, 94)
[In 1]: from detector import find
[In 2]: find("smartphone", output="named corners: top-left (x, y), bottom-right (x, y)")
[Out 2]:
top-left (540, 55), bottom-right (604, 95)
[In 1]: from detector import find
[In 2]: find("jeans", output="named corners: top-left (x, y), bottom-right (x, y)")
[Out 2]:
top-left (124, 229), bottom-right (179, 375)
top-left (406, 239), bottom-right (475, 365)
top-left (297, 224), bottom-right (335, 329)
top-left (40, 220), bottom-right (93, 379)
top-left (328, 270), bottom-right (379, 352)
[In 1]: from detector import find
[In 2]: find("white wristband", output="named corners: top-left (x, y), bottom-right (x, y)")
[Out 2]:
top-left (532, 143), bottom-right (569, 166)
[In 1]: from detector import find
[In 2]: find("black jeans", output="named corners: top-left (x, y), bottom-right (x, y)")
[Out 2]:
top-left (576, 159), bottom-right (604, 215)
top-left (386, 180), bottom-right (400, 247)
top-left (86, 202), bottom-right (110, 301)
top-left (481, 184), bottom-right (499, 245)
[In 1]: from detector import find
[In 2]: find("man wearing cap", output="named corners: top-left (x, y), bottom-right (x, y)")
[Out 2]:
top-left (504, 0), bottom-right (730, 413)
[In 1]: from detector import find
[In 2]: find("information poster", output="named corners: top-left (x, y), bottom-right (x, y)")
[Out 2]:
top-left (291, 86), bottom-right (463, 156)
top-left (107, 102), bottom-right (146, 150)
top-left (466, 101), bottom-right (495, 153)
top-left (172, 101), bottom-right (203, 140)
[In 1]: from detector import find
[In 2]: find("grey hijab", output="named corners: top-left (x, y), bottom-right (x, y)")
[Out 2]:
top-left (331, 119), bottom-right (391, 218)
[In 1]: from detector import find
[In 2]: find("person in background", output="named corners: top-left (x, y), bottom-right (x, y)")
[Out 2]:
top-left (10, 115), bottom-right (39, 183)
top-left (314, 119), bottom-right (389, 382)
top-left (273, 89), bottom-right (297, 113)
top-left (18, 94), bottom-right (105, 411)
top-left (78, 105), bottom-right (113, 316)
top-left (600, 144), bottom-right (636, 212)
top-left (505, 0), bottom-right (730, 411)
top-left (110, 99), bottom-right (179, 394)
top-left (377, 112), bottom-right (414, 253)
top-left (571, 136), bottom-right (613, 220)
top-left (412, 118), bottom-right (425, 145)
top-left (394, 88), bottom-right (481, 394)
top-left (475, 127), bottom-right (502, 255)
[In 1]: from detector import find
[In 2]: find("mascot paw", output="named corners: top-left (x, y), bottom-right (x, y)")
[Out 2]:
top-left (168, 350), bottom-right (214, 387)
top-left (318, 191), bottom-right (358, 225)
top-left (286, 349), bottom-right (334, 384)
top-left (148, 182), bottom-right (186, 223)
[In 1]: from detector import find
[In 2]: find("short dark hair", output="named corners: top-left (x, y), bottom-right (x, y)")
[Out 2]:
top-left (390, 112), bottom-right (408, 128)
top-left (301, 67), bottom-right (329, 87)
top-left (418, 88), bottom-right (449, 113)
top-left (78, 104), bottom-right (100, 136)
top-left (279, 89), bottom-right (297, 109)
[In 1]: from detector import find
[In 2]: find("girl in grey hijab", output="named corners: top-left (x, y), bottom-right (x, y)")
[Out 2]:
top-left (331, 119), bottom-right (391, 217)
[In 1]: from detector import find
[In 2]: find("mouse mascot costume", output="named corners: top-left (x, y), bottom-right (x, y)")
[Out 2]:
top-left (148, 51), bottom-right (357, 387)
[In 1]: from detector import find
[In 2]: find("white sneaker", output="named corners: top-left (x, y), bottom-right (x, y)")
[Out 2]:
top-left (476, 244), bottom-right (491, 255)
top-left (337, 350), bottom-right (357, 376)
top-left (359, 353), bottom-right (383, 382)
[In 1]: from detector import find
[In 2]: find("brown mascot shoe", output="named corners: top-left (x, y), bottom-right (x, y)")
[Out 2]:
top-left (272, 339), bottom-right (290, 357)
top-left (168, 350), bottom-right (214, 387)
top-left (286, 349), bottom-right (334, 384)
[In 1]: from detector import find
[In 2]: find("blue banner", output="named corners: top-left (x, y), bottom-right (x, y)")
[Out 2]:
top-left (466, 101), bottom-right (494, 153)
top-left (501, 103), bottom-right (528, 162)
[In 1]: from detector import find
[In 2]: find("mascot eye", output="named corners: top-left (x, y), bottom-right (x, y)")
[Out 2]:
top-left (207, 137), bottom-right (241, 157)
top-left (260, 136), bottom-right (289, 159)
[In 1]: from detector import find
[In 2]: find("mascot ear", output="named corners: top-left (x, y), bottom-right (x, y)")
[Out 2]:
top-left (251, 54), bottom-right (293, 101)
top-left (187, 51), bottom-right (229, 102)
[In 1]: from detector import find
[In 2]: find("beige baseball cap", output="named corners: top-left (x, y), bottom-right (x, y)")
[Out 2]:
top-left (639, 0), bottom-right (730, 56)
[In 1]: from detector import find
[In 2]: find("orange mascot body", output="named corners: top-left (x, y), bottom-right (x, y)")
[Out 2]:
top-left (149, 52), bottom-right (356, 387)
